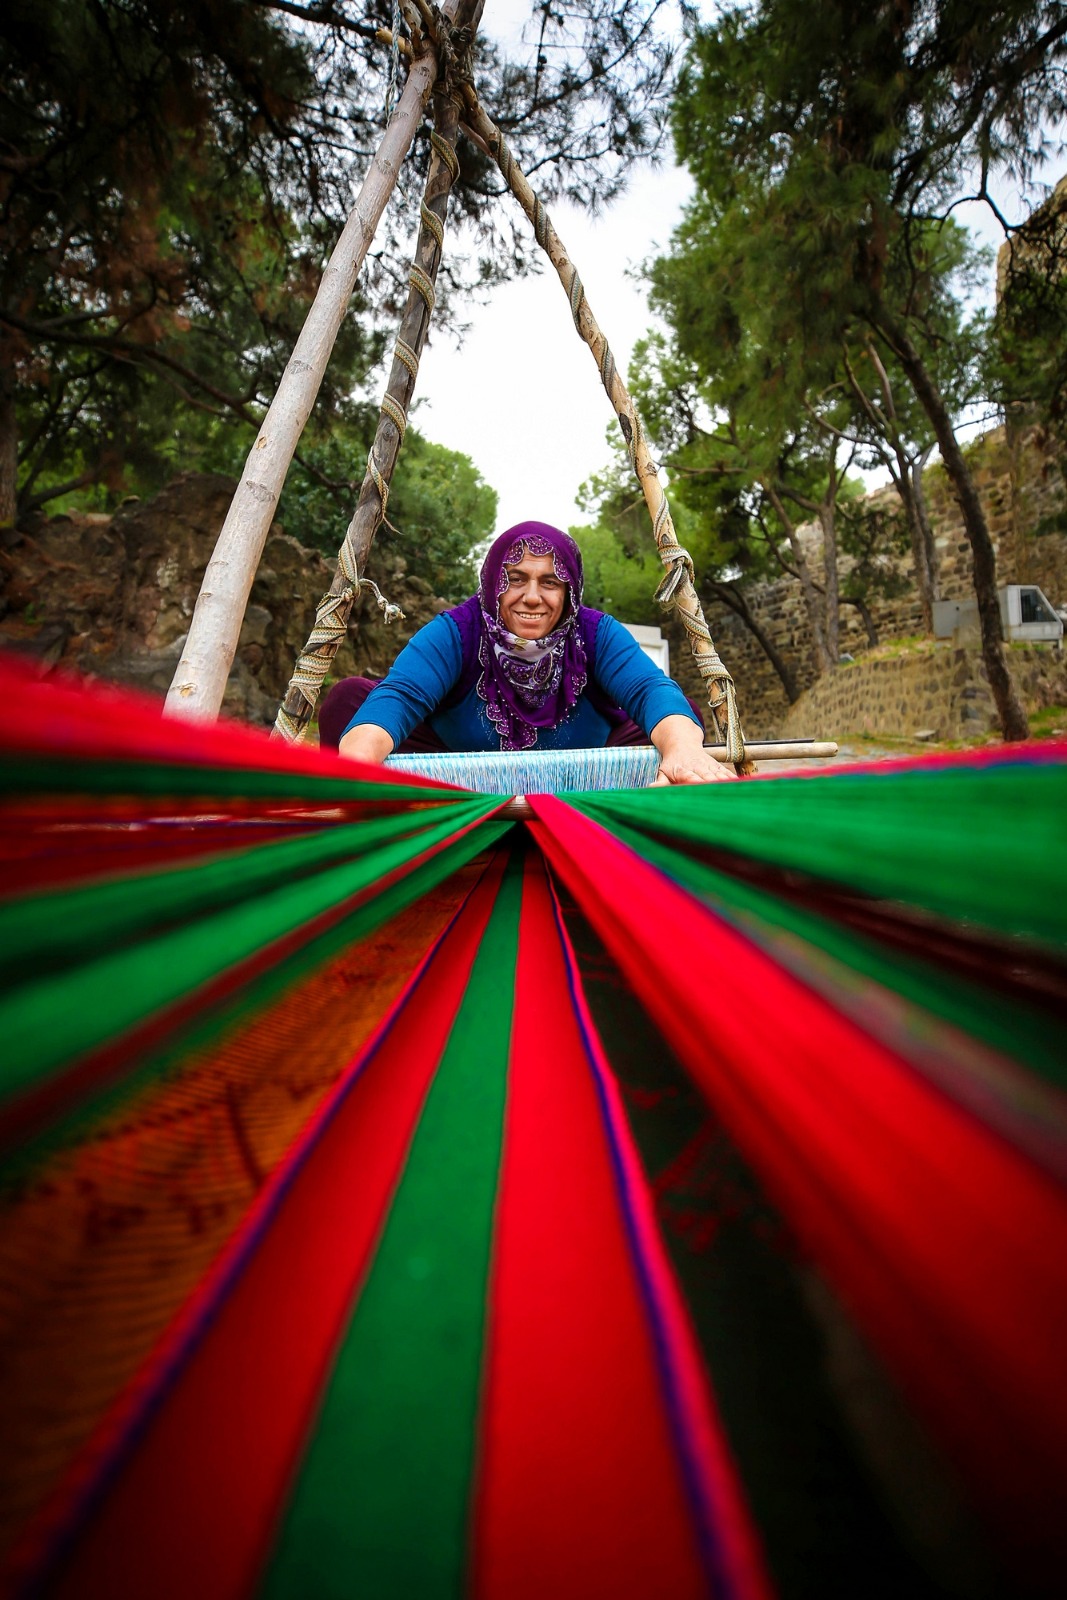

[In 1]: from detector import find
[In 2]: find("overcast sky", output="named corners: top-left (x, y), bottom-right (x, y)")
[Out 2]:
top-left (403, 0), bottom-right (694, 537)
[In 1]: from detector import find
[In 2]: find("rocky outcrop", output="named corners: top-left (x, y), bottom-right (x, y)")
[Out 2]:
top-left (0, 473), bottom-right (448, 728)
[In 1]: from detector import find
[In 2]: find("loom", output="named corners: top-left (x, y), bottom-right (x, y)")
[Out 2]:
top-left (0, 653), bottom-right (1065, 1600)
top-left (384, 742), bottom-right (842, 794)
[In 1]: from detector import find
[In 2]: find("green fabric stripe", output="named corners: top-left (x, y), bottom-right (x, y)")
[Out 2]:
top-left (261, 846), bottom-right (523, 1600)
top-left (0, 753), bottom-right (452, 805)
top-left (582, 810), bottom-right (1065, 1089)
top-left (2, 822), bottom-right (513, 1175)
top-left (0, 810), bottom-right (449, 985)
top-left (0, 800), bottom-right (500, 1108)
top-left (579, 763), bottom-right (1067, 949)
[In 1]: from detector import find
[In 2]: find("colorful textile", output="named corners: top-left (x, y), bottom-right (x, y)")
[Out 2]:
top-left (385, 743), bottom-right (663, 791)
top-left (1, 651), bottom-right (1066, 1599)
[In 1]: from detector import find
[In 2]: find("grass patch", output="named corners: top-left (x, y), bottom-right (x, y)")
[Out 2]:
top-left (1027, 704), bottom-right (1067, 739)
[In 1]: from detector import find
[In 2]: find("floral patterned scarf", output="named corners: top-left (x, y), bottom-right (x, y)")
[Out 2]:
top-left (476, 522), bottom-right (588, 750)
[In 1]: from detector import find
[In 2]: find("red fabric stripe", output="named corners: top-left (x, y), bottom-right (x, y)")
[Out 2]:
top-left (544, 871), bottom-right (774, 1600)
top-left (527, 797), bottom-right (1067, 1584)
top-left (751, 738), bottom-right (1067, 782)
top-left (0, 827), bottom-right (299, 897)
top-left (18, 855), bottom-right (506, 1600)
top-left (473, 851), bottom-right (714, 1600)
top-left (0, 648), bottom-right (447, 789)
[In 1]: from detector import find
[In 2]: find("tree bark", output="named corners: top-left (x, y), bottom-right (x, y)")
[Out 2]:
top-left (819, 501), bottom-right (840, 661)
top-left (707, 580), bottom-right (801, 703)
top-left (858, 341), bottom-right (939, 633)
top-left (873, 309), bottom-right (1029, 741)
top-left (763, 480), bottom-right (833, 675)
top-left (164, 3), bottom-right (465, 722)
top-left (0, 335), bottom-right (17, 529)
top-left (911, 454), bottom-right (940, 607)
top-left (895, 467), bottom-right (935, 632)
top-left (841, 595), bottom-right (879, 648)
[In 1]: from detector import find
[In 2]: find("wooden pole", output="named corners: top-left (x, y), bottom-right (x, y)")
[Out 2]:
top-left (273, 79), bottom-right (465, 742)
top-left (460, 95), bottom-right (752, 771)
top-left (164, 1), bottom-right (465, 722)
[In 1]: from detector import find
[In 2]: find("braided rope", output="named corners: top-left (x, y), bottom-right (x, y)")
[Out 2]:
top-left (599, 340), bottom-right (616, 399)
top-left (368, 453), bottom-right (391, 527)
top-left (496, 134), bottom-right (516, 188)
top-left (274, 571), bottom-right (405, 745)
top-left (380, 392), bottom-right (408, 440)
top-left (567, 265), bottom-right (584, 333)
top-left (429, 128), bottom-right (460, 180)
top-left (394, 337), bottom-right (419, 380)
top-left (409, 263), bottom-right (436, 313)
top-left (419, 201), bottom-right (445, 253)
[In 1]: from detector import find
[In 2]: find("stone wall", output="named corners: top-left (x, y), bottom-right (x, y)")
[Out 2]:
top-left (695, 426), bottom-right (1067, 738)
top-left (777, 641), bottom-right (1067, 744)
top-left (0, 473), bottom-right (449, 728)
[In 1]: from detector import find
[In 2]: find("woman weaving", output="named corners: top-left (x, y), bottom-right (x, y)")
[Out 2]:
top-left (321, 522), bottom-right (733, 785)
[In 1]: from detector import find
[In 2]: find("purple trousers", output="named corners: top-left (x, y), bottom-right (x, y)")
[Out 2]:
top-left (317, 676), bottom-right (659, 753)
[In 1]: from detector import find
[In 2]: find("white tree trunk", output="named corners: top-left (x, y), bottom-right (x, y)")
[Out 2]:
top-left (165, 24), bottom-right (455, 721)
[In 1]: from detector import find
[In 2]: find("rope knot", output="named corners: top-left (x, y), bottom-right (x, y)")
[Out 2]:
top-left (425, 6), bottom-right (474, 100)
top-left (653, 542), bottom-right (696, 607)
top-left (357, 576), bottom-right (405, 625)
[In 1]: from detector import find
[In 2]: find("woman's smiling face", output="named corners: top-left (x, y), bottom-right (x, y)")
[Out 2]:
top-left (498, 552), bottom-right (567, 639)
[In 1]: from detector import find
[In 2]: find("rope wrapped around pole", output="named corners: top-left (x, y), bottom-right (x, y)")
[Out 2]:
top-left (460, 95), bottom-right (750, 772)
top-left (273, 88), bottom-right (465, 744)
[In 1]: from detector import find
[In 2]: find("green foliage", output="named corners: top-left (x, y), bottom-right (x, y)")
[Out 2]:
top-left (571, 519), bottom-right (662, 620)
top-left (838, 499), bottom-right (911, 605)
top-left (622, 0), bottom-right (1067, 679)
top-left (2, 0), bottom-right (683, 519)
top-left (278, 417), bottom-right (497, 601)
top-left (571, 451), bottom-right (662, 619)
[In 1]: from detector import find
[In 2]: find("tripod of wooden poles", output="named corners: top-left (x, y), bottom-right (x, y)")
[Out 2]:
top-left (165, 0), bottom-right (821, 775)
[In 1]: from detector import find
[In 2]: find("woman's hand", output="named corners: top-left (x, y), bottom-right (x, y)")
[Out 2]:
top-left (650, 714), bottom-right (737, 784)
top-left (338, 723), bottom-right (394, 764)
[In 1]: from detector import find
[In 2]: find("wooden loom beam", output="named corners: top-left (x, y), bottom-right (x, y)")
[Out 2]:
top-left (458, 92), bottom-right (752, 773)
top-left (163, 0), bottom-right (469, 724)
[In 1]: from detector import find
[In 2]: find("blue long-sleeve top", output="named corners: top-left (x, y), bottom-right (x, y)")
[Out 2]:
top-left (343, 611), bottom-right (700, 751)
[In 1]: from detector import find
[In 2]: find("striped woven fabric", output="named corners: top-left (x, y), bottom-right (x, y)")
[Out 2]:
top-left (385, 745), bottom-right (663, 791)
top-left (1, 651), bottom-right (1065, 1600)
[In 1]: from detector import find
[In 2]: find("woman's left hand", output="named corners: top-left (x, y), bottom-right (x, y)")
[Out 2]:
top-left (650, 714), bottom-right (738, 784)
top-left (653, 750), bottom-right (736, 785)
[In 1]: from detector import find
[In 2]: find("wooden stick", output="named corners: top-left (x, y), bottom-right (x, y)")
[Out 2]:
top-left (707, 741), bottom-right (838, 760)
top-left (272, 82), bottom-right (465, 743)
top-left (164, 2), bottom-right (464, 722)
top-left (459, 95), bottom-right (753, 774)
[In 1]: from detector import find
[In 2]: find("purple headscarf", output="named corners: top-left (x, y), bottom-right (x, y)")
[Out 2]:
top-left (476, 521), bottom-right (588, 750)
